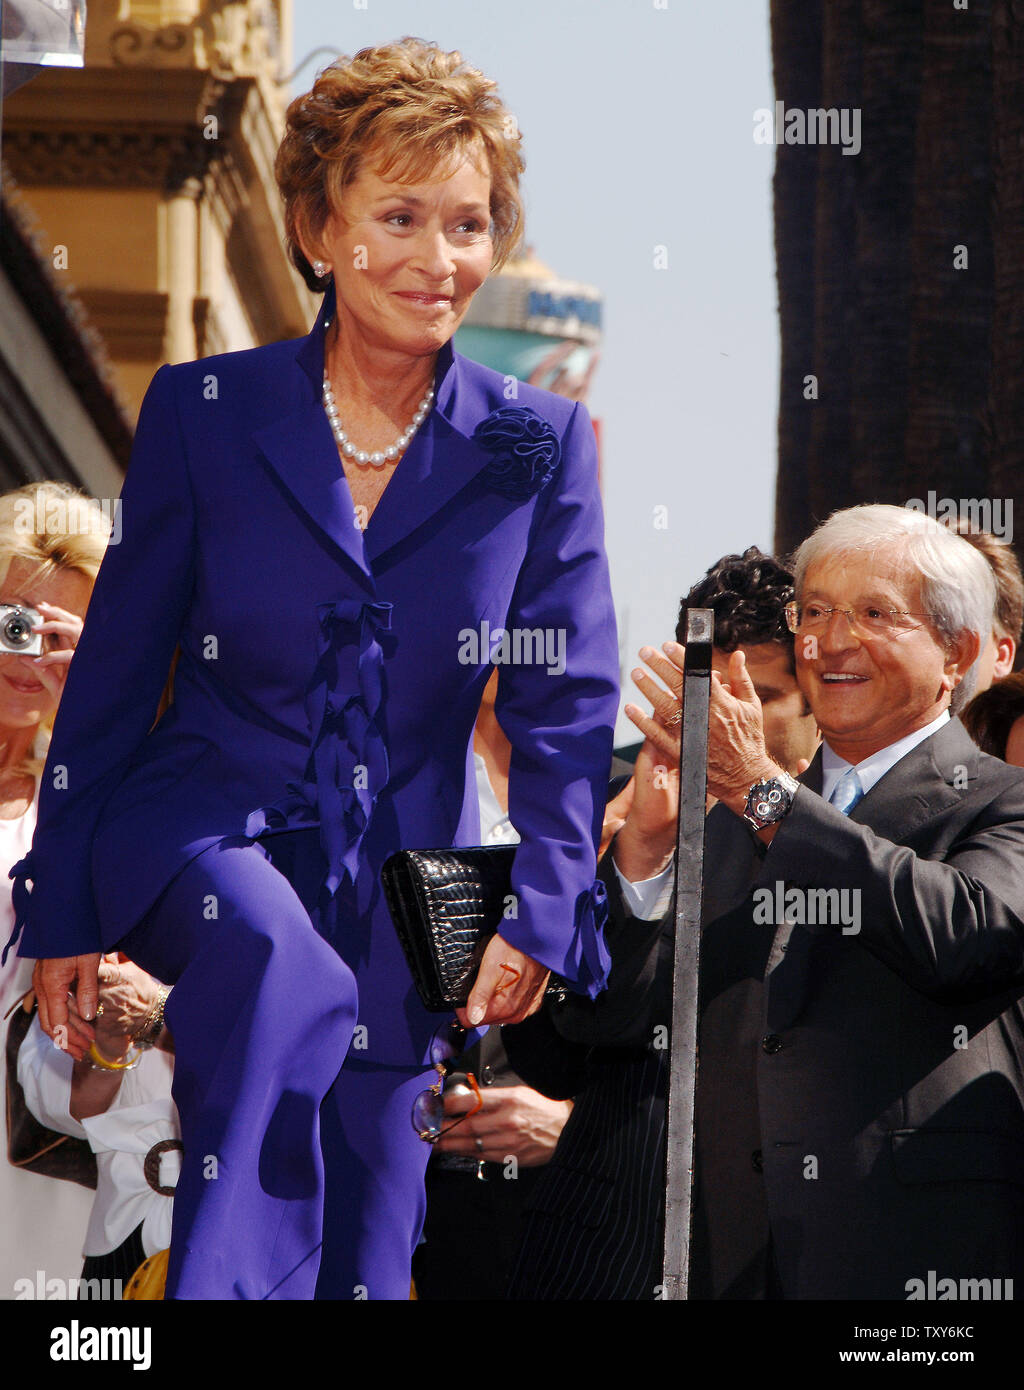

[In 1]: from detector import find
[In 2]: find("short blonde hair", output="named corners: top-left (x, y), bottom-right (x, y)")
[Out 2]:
top-left (0, 481), bottom-right (110, 779)
top-left (276, 36), bottom-right (525, 291)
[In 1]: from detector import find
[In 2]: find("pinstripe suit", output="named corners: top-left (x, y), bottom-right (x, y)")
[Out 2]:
top-left (503, 855), bottom-right (669, 1300)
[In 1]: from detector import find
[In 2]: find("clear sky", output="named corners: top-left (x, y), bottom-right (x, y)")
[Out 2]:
top-left (292, 0), bottom-right (777, 742)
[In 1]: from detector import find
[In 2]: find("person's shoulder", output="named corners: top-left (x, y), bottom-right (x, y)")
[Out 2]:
top-left (155, 335), bottom-right (305, 394)
top-left (968, 746), bottom-right (1024, 805)
top-left (450, 349), bottom-right (581, 434)
top-left (936, 717), bottom-right (1024, 803)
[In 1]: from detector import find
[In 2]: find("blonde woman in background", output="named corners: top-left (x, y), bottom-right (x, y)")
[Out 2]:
top-left (0, 481), bottom-right (110, 1298)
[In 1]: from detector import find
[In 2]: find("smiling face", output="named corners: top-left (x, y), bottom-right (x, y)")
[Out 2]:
top-left (307, 152), bottom-right (494, 361)
top-left (0, 556), bottom-right (90, 734)
top-left (795, 551), bottom-right (977, 763)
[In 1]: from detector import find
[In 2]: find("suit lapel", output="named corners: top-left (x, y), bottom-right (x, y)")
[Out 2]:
top-left (364, 412), bottom-right (496, 564)
top-left (364, 343), bottom-right (499, 564)
top-left (249, 287), bottom-right (372, 583)
top-left (252, 405), bottom-right (373, 582)
top-left (251, 289), bottom-right (500, 573)
top-left (799, 749), bottom-right (824, 796)
top-left (847, 718), bottom-right (979, 841)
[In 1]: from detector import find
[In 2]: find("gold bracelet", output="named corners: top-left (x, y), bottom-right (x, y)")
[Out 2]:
top-left (88, 1040), bottom-right (141, 1072)
top-left (133, 985), bottom-right (170, 1050)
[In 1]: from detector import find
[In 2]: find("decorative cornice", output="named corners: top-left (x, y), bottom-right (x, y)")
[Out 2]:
top-left (109, 22), bottom-right (196, 69)
top-left (3, 127), bottom-right (217, 191)
top-left (104, 2), bottom-right (283, 86)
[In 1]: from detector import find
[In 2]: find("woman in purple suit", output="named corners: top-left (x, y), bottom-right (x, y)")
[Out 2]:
top-left (7, 37), bottom-right (619, 1299)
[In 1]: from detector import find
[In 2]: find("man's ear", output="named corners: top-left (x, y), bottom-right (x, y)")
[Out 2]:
top-left (993, 633), bottom-right (1017, 681)
top-left (945, 628), bottom-right (982, 689)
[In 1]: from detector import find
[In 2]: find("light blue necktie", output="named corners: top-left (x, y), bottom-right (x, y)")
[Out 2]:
top-left (829, 767), bottom-right (864, 816)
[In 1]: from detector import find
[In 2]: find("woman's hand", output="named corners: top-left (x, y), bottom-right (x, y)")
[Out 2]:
top-left (33, 953), bottom-right (101, 1057)
top-left (623, 641), bottom-right (685, 768)
top-left (29, 600), bottom-right (84, 703)
top-left (39, 955), bottom-right (165, 1062)
top-left (75, 955), bottom-right (164, 1059)
top-left (457, 933), bottom-right (549, 1028)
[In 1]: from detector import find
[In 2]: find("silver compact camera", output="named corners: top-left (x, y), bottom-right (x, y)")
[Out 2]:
top-left (0, 603), bottom-right (43, 657)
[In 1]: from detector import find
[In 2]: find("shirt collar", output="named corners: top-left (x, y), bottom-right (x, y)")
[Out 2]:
top-left (821, 708), bottom-right (951, 803)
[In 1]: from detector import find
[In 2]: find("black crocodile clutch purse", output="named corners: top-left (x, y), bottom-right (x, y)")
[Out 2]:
top-left (381, 846), bottom-right (517, 1011)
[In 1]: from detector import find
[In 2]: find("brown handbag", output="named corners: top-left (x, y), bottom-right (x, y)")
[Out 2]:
top-left (5, 991), bottom-right (97, 1189)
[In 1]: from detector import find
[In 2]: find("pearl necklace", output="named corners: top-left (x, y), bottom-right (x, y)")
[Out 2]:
top-left (322, 370), bottom-right (435, 468)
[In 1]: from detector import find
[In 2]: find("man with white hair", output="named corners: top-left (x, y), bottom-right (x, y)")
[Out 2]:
top-left (588, 504), bottom-right (1024, 1299)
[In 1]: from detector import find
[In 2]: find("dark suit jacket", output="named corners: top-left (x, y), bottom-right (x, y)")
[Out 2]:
top-left (543, 717), bottom-right (1024, 1299)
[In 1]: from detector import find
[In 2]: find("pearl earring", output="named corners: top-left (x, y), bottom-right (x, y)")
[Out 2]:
top-left (313, 261), bottom-right (330, 279)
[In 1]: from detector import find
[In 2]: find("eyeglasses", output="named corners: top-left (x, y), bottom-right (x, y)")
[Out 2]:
top-left (411, 1019), bottom-right (483, 1144)
top-left (784, 601), bottom-right (930, 638)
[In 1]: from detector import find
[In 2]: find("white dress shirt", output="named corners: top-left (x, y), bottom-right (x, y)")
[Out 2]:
top-left (613, 851), bottom-right (675, 923)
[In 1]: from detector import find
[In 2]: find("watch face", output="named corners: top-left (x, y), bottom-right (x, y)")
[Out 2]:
top-left (753, 787), bottom-right (784, 818)
top-left (746, 778), bottom-right (793, 826)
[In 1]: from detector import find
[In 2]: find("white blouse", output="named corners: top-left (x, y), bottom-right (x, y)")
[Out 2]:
top-left (18, 1020), bottom-right (179, 1258)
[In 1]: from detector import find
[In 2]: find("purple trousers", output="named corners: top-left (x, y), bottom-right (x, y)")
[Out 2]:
top-left (118, 831), bottom-right (434, 1299)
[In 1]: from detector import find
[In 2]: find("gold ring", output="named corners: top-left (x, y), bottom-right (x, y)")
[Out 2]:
top-left (665, 708), bottom-right (682, 727)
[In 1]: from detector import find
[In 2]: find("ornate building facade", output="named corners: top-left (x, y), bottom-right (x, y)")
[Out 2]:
top-left (2, 0), bottom-right (314, 429)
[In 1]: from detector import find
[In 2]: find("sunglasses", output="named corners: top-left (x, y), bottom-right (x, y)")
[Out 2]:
top-left (411, 1019), bottom-right (484, 1144)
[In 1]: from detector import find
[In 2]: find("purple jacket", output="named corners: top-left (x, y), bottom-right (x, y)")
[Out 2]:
top-left (8, 288), bottom-right (619, 1058)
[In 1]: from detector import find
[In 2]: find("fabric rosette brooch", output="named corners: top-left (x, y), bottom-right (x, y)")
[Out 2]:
top-left (473, 406), bottom-right (561, 499)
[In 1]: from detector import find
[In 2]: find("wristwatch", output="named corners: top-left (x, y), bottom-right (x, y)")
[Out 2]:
top-left (742, 770), bottom-right (799, 831)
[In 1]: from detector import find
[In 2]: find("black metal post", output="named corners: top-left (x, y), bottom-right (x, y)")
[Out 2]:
top-left (661, 607), bottom-right (713, 1299)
